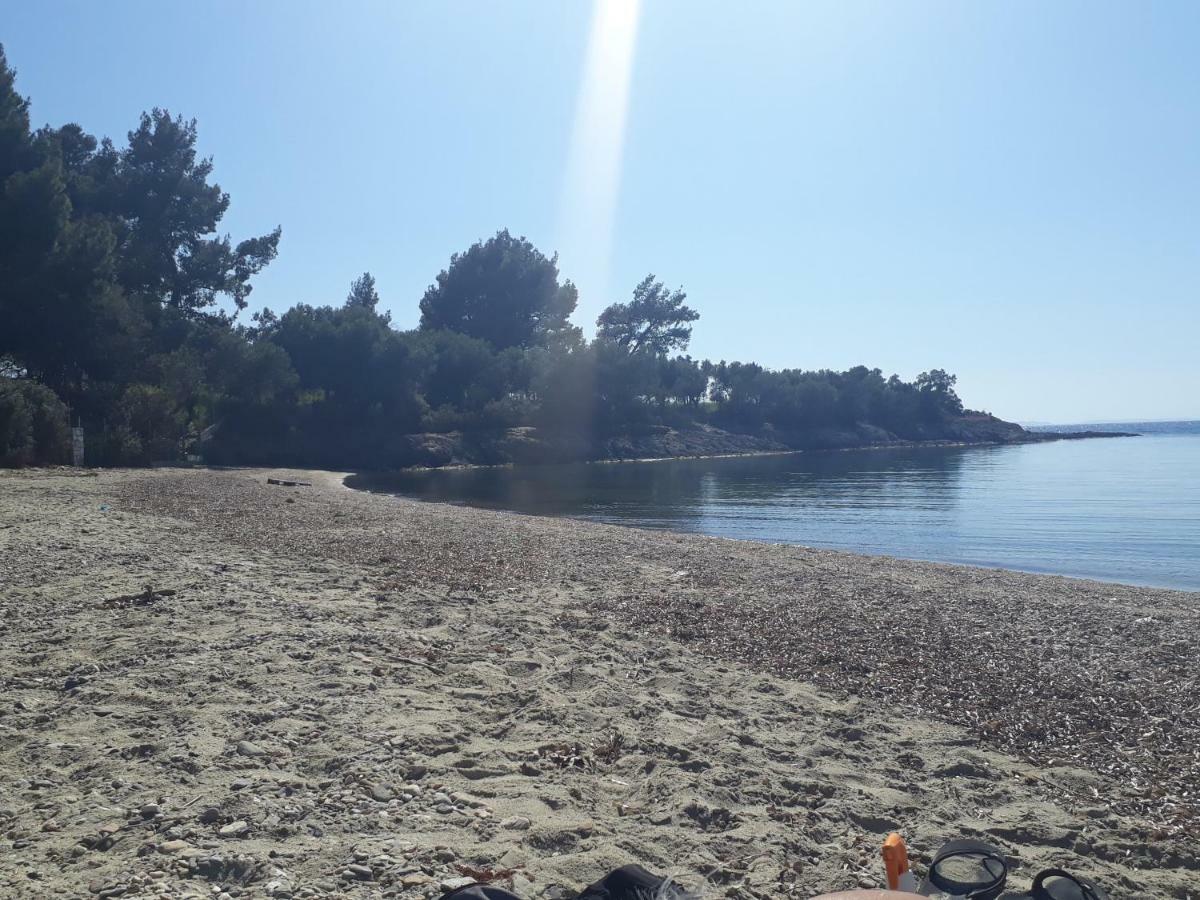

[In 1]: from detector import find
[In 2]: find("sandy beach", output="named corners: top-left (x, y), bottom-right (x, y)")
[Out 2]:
top-left (0, 467), bottom-right (1196, 899)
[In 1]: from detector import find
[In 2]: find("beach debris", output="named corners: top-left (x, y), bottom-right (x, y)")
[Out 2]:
top-left (593, 731), bottom-right (627, 764)
top-left (455, 863), bottom-right (520, 882)
top-left (101, 586), bottom-right (176, 609)
top-left (535, 741), bottom-right (592, 771)
top-left (266, 478), bottom-right (311, 487)
top-left (681, 801), bottom-right (738, 832)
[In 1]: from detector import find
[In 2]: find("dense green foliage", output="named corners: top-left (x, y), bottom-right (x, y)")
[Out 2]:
top-left (596, 275), bottom-right (698, 355)
top-left (0, 46), bottom-right (969, 468)
top-left (0, 378), bottom-right (70, 466)
top-left (418, 230), bottom-right (579, 350)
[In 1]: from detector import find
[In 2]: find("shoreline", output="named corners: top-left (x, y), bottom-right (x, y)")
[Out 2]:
top-left (351, 480), bottom-right (1194, 594)
top-left (2, 467), bottom-right (1195, 898)
top-left (361, 428), bottom-right (1140, 476)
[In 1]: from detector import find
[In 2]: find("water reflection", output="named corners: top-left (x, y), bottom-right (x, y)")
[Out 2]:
top-left (349, 435), bottom-right (1200, 591)
top-left (350, 445), bottom-right (972, 547)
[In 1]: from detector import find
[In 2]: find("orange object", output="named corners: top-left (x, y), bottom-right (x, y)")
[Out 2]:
top-left (882, 833), bottom-right (910, 891)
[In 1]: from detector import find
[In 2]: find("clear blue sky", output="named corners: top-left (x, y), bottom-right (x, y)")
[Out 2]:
top-left (5, 0), bottom-right (1198, 423)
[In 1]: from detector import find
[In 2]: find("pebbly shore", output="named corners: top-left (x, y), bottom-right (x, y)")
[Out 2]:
top-left (0, 467), bottom-right (1194, 899)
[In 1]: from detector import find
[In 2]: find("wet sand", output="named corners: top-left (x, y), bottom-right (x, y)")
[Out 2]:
top-left (0, 467), bottom-right (1195, 899)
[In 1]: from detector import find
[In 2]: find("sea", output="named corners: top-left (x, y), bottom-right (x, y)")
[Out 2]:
top-left (357, 421), bottom-right (1200, 592)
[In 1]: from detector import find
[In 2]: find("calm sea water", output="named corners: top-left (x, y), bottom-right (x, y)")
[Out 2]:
top-left (356, 425), bottom-right (1200, 592)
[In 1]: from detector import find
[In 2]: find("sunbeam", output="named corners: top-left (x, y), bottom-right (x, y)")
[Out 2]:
top-left (558, 0), bottom-right (642, 320)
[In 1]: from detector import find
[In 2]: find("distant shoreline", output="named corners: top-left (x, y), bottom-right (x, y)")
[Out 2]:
top-left (370, 425), bottom-right (1138, 474)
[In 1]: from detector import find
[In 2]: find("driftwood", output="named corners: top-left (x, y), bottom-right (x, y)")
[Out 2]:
top-left (266, 478), bottom-right (312, 487)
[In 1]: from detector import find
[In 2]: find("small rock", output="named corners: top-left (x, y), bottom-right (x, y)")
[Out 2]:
top-left (218, 820), bottom-right (250, 838)
top-left (367, 784), bottom-right (394, 802)
top-left (159, 840), bottom-right (190, 853)
top-left (345, 864), bottom-right (373, 881)
top-left (501, 816), bottom-right (531, 831)
top-left (440, 877), bottom-right (476, 892)
top-left (236, 741), bottom-right (267, 758)
top-left (139, 803), bottom-right (161, 819)
top-left (198, 808), bottom-right (221, 824)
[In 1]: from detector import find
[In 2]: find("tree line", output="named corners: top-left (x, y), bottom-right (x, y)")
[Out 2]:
top-left (0, 46), bottom-right (967, 468)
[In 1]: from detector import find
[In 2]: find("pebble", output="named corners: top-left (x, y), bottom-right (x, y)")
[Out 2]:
top-left (367, 783), bottom-right (394, 802)
top-left (501, 816), bottom-right (531, 830)
top-left (139, 803), bottom-right (161, 819)
top-left (440, 877), bottom-right (476, 892)
top-left (218, 821), bottom-right (250, 838)
top-left (236, 741), bottom-right (267, 758)
top-left (344, 864), bottom-right (373, 881)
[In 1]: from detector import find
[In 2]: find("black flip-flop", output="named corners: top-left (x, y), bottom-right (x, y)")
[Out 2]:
top-left (1030, 868), bottom-right (1110, 900)
top-left (923, 839), bottom-right (1009, 900)
top-left (439, 885), bottom-right (523, 900)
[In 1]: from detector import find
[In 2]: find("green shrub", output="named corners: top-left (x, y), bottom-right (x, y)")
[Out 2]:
top-left (0, 379), bottom-right (71, 467)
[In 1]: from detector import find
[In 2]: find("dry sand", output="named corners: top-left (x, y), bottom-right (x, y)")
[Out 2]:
top-left (0, 467), bottom-right (1196, 899)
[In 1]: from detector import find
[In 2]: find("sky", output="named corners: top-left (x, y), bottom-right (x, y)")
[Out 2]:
top-left (4, 0), bottom-right (1198, 423)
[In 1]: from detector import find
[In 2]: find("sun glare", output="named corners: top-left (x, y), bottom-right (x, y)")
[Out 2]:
top-left (558, 0), bottom-right (642, 313)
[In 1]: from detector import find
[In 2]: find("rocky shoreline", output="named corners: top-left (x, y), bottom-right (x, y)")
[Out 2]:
top-left (0, 467), bottom-right (1192, 899)
top-left (388, 416), bottom-right (1135, 470)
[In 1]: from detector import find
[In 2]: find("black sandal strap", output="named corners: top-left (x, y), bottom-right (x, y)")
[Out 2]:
top-left (925, 839), bottom-right (1008, 900)
top-left (1031, 868), bottom-right (1109, 900)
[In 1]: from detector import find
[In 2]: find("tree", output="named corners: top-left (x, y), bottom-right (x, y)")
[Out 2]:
top-left (346, 271), bottom-right (381, 312)
top-left (413, 330), bottom-right (508, 417)
top-left (0, 45), bottom-right (33, 180)
top-left (115, 109), bottom-right (280, 315)
top-left (0, 379), bottom-right (70, 466)
top-left (596, 274), bottom-right (699, 356)
top-left (419, 229), bottom-right (579, 350)
top-left (656, 355), bottom-right (708, 406)
top-left (915, 368), bottom-right (963, 419)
